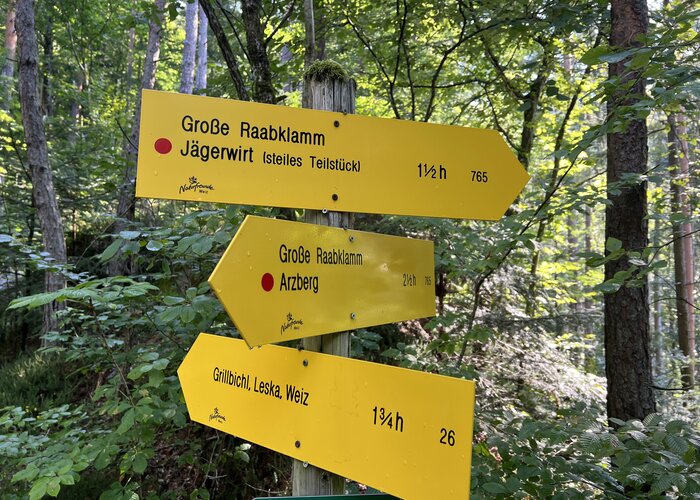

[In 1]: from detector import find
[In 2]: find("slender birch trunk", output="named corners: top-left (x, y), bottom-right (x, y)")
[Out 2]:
top-left (179, 0), bottom-right (197, 94)
top-left (16, 0), bottom-right (67, 339)
top-left (194, 4), bottom-right (207, 92)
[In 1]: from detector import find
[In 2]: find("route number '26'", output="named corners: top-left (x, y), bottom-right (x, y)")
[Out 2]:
top-left (440, 428), bottom-right (456, 446)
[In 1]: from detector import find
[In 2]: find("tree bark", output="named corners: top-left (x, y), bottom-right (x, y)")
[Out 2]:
top-left (668, 112), bottom-right (696, 388)
top-left (70, 71), bottom-right (83, 129)
top-left (303, 0), bottom-right (315, 68)
top-left (605, 0), bottom-right (655, 423)
top-left (314, 0), bottom-right (325, 61)
top-left (241, 0), bottom-right (274, 104)
top-left (197, 0), bottom-right (248, 100)
top-left (194, 4), bottom-right (207, 92)
top-left (2, 0), bottom-right (16, 106)
top-left (40, 14), bottom-right (51, 116)
top-left (179, 0), bottom-right (197, 94)
top-left (2, 0), bottom-right (16, 77)
top-left (651, 219), bottom-right (664, 376)
top-left (16, 0), bottom-right (67, 338)
top-left (292, 66), bottom-right (355, 497)
top-left (111, 0), bottom-right (165, 275)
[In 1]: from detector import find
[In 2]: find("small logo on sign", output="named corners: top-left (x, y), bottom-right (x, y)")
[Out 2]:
top-left (180, 176), bottom-right (215, 195)
top-left (281, 312), bottom-right (303, 335)
top-left (209, 407), bottom-right (226, 423)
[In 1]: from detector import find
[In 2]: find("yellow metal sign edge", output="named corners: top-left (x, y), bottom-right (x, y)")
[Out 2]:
top-left (178, 333), bottom-right (475, 499)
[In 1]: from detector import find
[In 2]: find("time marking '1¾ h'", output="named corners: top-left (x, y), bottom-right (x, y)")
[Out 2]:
top-left (372, 406), bottom-right (404, 432)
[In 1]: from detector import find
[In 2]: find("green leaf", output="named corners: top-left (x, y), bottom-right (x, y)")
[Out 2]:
top-left (670, 212), bottom-right (686, 223)
top-left (179, 306), bottom-right (196, 323)
top-left (132, 453), bottom-right (148, 474)
top-left (650, 474), bottom-right (674, 496)
top-left (579, 431), bottom-right (603, 452)
top-left (163, 296), bottom-right (185, 306)
top-left (46, 477), bottom-right (61, 497)
top-left (581, 45), bottom-right (610, 65)
top-left (233, 450), bottom-right (250, 463)
top-left (148, 370), bottom-right (165, 387)
top-left (381, 347), bottom-right (401, 359)
top-left (626, 473), bottom-right (645, 486)
top-left (152, 358), bottom-right (169, 370)
top-left (643, 413), bottom-right (662, 427)
top-left (59, 473), bottom-right (75, 486)
top-left (12, 466), bottom-right (39, 483)
top-left (117, 408), bottom-right (135, 434)
top-left (128, 363), bottom-right (152, 380)
top-left (606, 237), bottom-right (623, 252)
top-left (505, 476), bottom-right (521, 492)
top-left (100, 239), bottom-right (122, 262)
top-left (122, 241), bottom-right (141, 254)
top-left (191, 236), bottom-right (213, 256)
top-left (119, 230), bottom-right (141, 240)
top-left (146, 240), bottom-right (164, 251)
top-left (595, 281), bottom-right (621, 294)
top-left (627, 430), bottom-right (647, 443)
top-left (213, 231), bottom-right (232, 244)
top-left (665, 434), bottom-right (689, 455)
top-left (55, 459), bottom-right (73, 475)
top-left (482, 482), bottom-right (508, 494)
top-left (29, 477), bottom-right (50, 500)
top-left (94, 449), bottom-right (113, 471)
top-left (160, 306), bottom-right (182, 323)
top-left (666, 419), bottom-right (686, 433)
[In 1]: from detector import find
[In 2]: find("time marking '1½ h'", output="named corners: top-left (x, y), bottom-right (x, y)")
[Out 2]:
top-left (417, 163), bottom-right (447, 180)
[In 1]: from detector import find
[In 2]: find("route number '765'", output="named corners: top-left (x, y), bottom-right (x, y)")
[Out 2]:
top-left (471, 170), bottom-right (488, 183)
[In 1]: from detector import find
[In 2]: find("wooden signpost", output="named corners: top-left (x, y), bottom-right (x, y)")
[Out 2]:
top-left (208, 215), bottom-right (435, 347)
top-left (136, 89), bottom-right (529, 220)
top-left (178, 333), bottom-right (476, 500)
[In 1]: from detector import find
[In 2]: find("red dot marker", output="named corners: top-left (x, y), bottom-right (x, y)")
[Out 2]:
top-left (261, 273), bottom-right (274, 292)
top-left (154, 137), bottom-right (172, 154)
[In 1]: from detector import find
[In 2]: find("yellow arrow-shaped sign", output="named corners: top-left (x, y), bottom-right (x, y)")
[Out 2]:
top-left (136, 90), bottom-right (529, 220)
top-left (178, 333), bottom-right (476, 499)
top-left (209, 216), bottom-right (435, 347)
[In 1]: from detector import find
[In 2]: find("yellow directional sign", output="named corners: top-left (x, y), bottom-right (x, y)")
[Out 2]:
top-left (209, 215), bottom-right (435, 347)
top-left (178, 333), bottom-right (476, 499)
top-left (136, 90), bottom-right (529, 220)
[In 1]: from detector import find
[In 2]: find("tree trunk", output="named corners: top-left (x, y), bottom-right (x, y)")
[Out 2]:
top-left (194, 4), bottom-right (207, 92)
top-left (651, 219), bottom-right (664, 376)
top-left (124, 22), bottom-right (136, 114)
top-left (241, 0), bottom-right (274, 104)
top-left (179, 0), bottom-right (197, 94)
top-left (111, 0), bottom-right (165, 275)
top-left (668, 112), bottom-right (696, 388)
top-left (70, 73), bottom-right (84, 131)
top-left (292, 65), bottom-right (355, 497)
top-left (605, 0), bottom-right (655, 423)
top-left (2, 0), bottom-right (16, 105)
top-left (314, 0), bottom-right (325, 61)
top-left (303, 0), bottom-right (315, 69)
top-left (16, 0), bottom-right (67, 338)
top-left (40, 14), bottom-right (51, 116)
top-left (197, 0), bottom-right (248, 100)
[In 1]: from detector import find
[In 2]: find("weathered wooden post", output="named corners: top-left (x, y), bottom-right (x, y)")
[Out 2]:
top-left (292, 60), bottom-right (355, 496)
